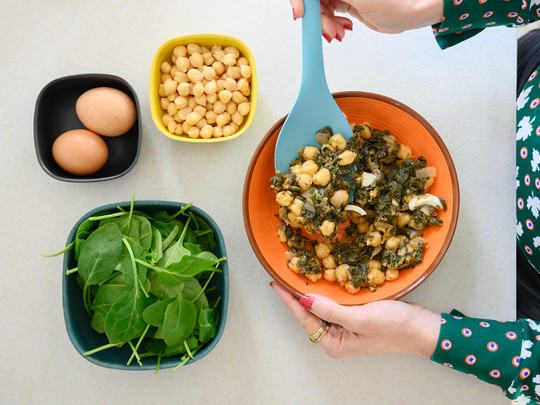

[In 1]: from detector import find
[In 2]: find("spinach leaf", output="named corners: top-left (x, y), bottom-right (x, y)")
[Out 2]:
top-left (148, 226), bottom-right (163, 264)
top-left (152, 255), bottom-right (220, 286)
top-left (74, 218), bottom-right (97, 260)
top-left (118, 237), bottom-right (147, 287)
top-left (142, 297), bottom-right (175, 327)
top-left (90, 282), bottom-right (131, 333)
top-left (104, 289), bottom-right (151, 344)
top-left (162, 294), bottom-right (197, 347)
top-left (78, 223), bottom-right (123, 287)
top-left (198, 307), bottom-right (217, 343)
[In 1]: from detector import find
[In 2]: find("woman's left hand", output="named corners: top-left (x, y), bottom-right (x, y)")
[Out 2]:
top-left (270, 281), bottom-right (441, 358)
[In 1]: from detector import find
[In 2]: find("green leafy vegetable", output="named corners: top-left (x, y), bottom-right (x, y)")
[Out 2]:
top-left (47, 198), bottom-right (226, 371)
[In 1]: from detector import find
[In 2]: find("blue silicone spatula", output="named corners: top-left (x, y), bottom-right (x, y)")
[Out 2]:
top-left (274, 0), bottom-right (353, 172)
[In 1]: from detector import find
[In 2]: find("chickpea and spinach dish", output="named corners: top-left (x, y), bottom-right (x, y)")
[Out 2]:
top-left (270, 123), bottom-right (446, 294)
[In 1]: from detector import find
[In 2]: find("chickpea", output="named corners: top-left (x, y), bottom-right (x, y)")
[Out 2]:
top-left (410, 236), bottom-right (425, 251)
top-left (182, 121), bottom-right (193, 134)
top-left (158, 84), bottom-right (166, 98)
top-left (174, 125), bottom-right (184, 136)
top-left (224, 77), bottom-right (237, 91)
top-left (176, 107), bottom-right (191, 122)
top-left (240, 64), bottom-right (252, 78)
top-left (216, 79), bottom-right (225, 92)
top-left (160, 61), bottom-right (172, 74)
top-left (338, 150), bottom-right (357, 166)
top-left (212, 47), bottom-right (225, 61)
top-left (302, 146), bottom-right (320, 160)
top-left (222, 125), bottom-right (236, 137)
top-left (173, 71), bottom-right (188, 84)
top-left (173, 45), bottom-right (187, 57)
top-left (193, 82), bottom-right (205, 98)
top-left (368, 260), bottom-right (382, 271)
top-left (289, 198), bottom-right (303, 216)
top-left (166, 102), bottom-right (178, 115)
top-left (297, 173), bottom-right (313, 191)
top-left (175, 56), bottom-right (190, 72)
top-left (301, 160), bottom-right (318, 176)
top-left (366, 231), bottom-right (382, 247)
top-left (357, 122), bottom-right (373, 139)
top-left (205, 110), bottom-right (218, 124)
top-left (367, 269), bottom-right (386, 287)
top-left (212, 61), bottom-right (225, 76)
top-left (213, 126), bottom-right (223, 138)
top-left (288, 257), bottom-right (301, 273)
top-left (207, 92), bottom-right (218, 104)
top-left (357, 221), bottom-right (370, 233)
top-left (322, 254), bottom-right (337, 269)
top-left (335, 264), bottom-right (350, 283)
top-left (226, 100), bottom-right (237, 115)
top-left (227, 65), bottom-right (242, 80)
top-left (329, 133), bottom-right (347, 150)
top-left (232, 111), bottom-right (243, 126)
top-left (290, 164), bottom-right (302, 176)
top-left (163, 79), bottom-right (178, 96)
top-left (324, 269), bottom-right (337, 282)
top-left (305, 273), bottom-right (322, 283)
top-left (186, 111), bottom-right (202, 126)
top-left (330, 190), bottom-right (349, 208)
top-left (200, 124), bottom-right (213, 139)
top-left (193, 105), bottom-right (207, 117)
top-left (162, 114), bottom-right (173, 126)
top-left (177, 81), bottom-right (191, 97)
top-left (222, 53), bottom-right (237, 66)
top-left (187, 68), bottom-right (203, 83)
top-left (174, 96), bottom-right (188, 110)
top-left (167, 120), bottom-right (177, 133)
top-left (385, 236), bottom-right (402, 251)
top-left (189, 52), bottom-right (204, 68)
top-left (218, 90), bottom-right (232, 103)
top-left (321, 143), bottom-right (336, 153)
top-left (345, 281), bottom-right (361, 294)
top-left (315, 243), bottom-right (332, 259)
top-left (237, 78), bottom-right (250, 94)
top-left (187, 126), bottom-right (200, 138)
top-left (385, 268), bottom-right (400, 281)
top-left (237, 101), bottom-right (251, 116)
top-left (213, 101), bottom-right (226, 114)
top-left (320, 220), bottom-right (335, 236)
top-left (167, 93), bottom-right (177, 102)
top-left (397, 144), bottom-right (412, 160)
top-left (312, 168), bottom-right (331, 186)
top-left (276, 190), bottom-right (294, 206)
top-left (232, 91), bottom-right (247, 104)
top-left (396, 212), bottom-right (411, 228)
top-left (161, 73), bottom-right (172, 83)
top-left (224, 46), bottom-right (240, 58)
top-left (195, 118), bottom-right (207, 129)
top-left (277, 226), bottom-right (288, 242)
top-left (216, 113), bottom-right (231, 127)
top-left (195, 94), bottom-right (207, 106)
top-left (160, 97), bottom-right (170, 110)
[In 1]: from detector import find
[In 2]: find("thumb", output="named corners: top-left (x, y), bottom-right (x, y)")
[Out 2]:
top-left (300, 293), bottom-right (359, 330)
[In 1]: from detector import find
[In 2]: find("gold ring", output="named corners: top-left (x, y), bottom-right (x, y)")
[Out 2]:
top-left (309, 321), bottom-right (331, 343)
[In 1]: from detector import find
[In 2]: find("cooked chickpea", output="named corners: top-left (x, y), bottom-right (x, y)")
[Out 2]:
top-left (385, 236), bottom-right (402, 251)
top-left (296, 173), bottom-right (313, 191)
top-left (312, 168), bottom-right (331, 186)
top-left (237, 78), bottom-right (249, 94)
top-left (173, 45), bottom-right (187, 57)
top-left (289, 198), bottom-right (303, 216)
top-left (410, 236), bottom-right (425, 251)
top-left (345, 281), bottom-right (361, 294)
top-left (329, 133), bottom-right (347, 150)
top-left (160, 97), bottom-right (170, 110)
top-left (158, 84), bottom-right (166, 98)
top-left (368, 260), bottom-right (382, 271)
top-left (277, 226), bottom-right (287, 242)
top-left (366, 231), bottom-right (382, 247)
top-left (232, 91), bottom-right (247, 104)
top-left (177, 82), bottom-right (191, 97)
top-left (227, 65), bottom-right (242, 80)
top-left (174, 71), bottom-right (188, 84)
top-left (164, 79), bottom-right (177, 96)
top-left (187, 68), bottom-right (203, 83)
top-left (224, 77), bottom-right (237, 91)
top-left (212, 61), bottom-right (225, 76)
top-left (226, 101), bottom-right (237, 115)
top-left (216, 113), bottom-right (230, 127)
top-left (305, 273), bottom-right (322, 283)
top-left (315, 243), bottom-right (332, 259)
top-left (175, 56), bottom-right (190, 72)
top-left (174, 96), bottom-right (188, 109)
top-left (162, 114), bottom-right (173, 126)
top-left (213, 101), bottom-right (226, 114)
top-left (301, 160), bottom-right (318, 176)
top-left (166, 102), bottom-right (178, 115)
top-left (161, 73), bottom-right (172, 83)
top-left (222, 125), bottom-right (235, 137)
top-left (193, 82), bottom-right (205, 98)
top-left (212, 47), bottom-right (225, 60)
top-left (240, 64), bottom-right (252, 78)
top-left (187, 126), bottom-right (200, 138)
top-left (335, 264), bottom-right (350, 283)
top-left (322, 254), bottom-right (336, 269)
top-left (231, 111), bottom-right (243, 126)
top-left (357, 122), bottom-right (373, 139)
top-left (330, 190), bottom-right (349, 208)
top-left (205, 110), bottom-right (217, 124)
top-left (397, 144), bottom-right (412, 160)
top-left (357, 221), bottom-right (370, 233)
top-left (186, 111), bottom-right (202, 126)
top-left (167, 120), bottom-right (177, 133)
top-left (324, 269), bottom-right (337, 282)
top-left (367, 269), bottom-right (386, 287)
top-left (319, 220), bottom-right (335, 236)
top-left (218, 90), bottom-right (232, 103)
top-left (221, 53), bottom-right (237, 66)
top-left (385, 268), bottom-right (399, 281)
top-left (396, 212), bottom-right (411, 228)
top-left (238, 101), bottom-right (251, 116)
top-left (276, 190), bottom-right (294, 206)
top-left (302, 146), bottom-right (319, 160)
top-left (213, 126), bottom-right (223, 138)
top-left (338, 150), bottom-right (357, 166)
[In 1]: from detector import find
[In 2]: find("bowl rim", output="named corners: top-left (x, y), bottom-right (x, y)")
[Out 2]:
top-left (62, 199), bottom-right (229, 369)
top-left (149, 33), bottom-right (258, 143)
top-left (243, 90), bottom-right (460, 304)
top-left (33, 73), bottom-right (142, 183)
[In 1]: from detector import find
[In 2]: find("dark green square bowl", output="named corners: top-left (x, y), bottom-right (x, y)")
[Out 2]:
top-left (62, 200), bottom-right (228, 370)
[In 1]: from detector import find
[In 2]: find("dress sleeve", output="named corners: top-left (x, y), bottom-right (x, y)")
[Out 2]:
top-left (430, 310), bottom-right (540, 404)
top-left (432, 0), bottom-right (540, 49)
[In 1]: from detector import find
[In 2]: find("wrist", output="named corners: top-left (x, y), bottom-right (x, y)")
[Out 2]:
top-left (408, 309), bottom-right (441, 357)
top-left (415, 0), bottom-right (444, 27)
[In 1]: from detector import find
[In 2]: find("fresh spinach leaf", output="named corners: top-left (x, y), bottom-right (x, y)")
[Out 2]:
top-left (142, 297), bottom-right (175, 327)
top-left (162, 294), bottom-right (197, 347)
top-left (104, 289), bottom-right (151, 344)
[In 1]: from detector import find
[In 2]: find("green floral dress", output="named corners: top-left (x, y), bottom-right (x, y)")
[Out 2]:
top-left (430, 1), bottom-right (540, 404)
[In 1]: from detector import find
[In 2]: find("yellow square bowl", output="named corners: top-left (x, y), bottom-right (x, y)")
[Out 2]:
top-left (150, 34), bottom-right (257, 143)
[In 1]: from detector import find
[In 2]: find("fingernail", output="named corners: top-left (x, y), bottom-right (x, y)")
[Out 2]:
top-left (344, 23), bottom-right (353, 31)
top-left (292, 6), bottom-right (298, 20)
top-left (335, 33), bottom-right (343, 42)
top-left (299, 295), bottom-right (314, 310)
top-left (322, 33), bottom-right (332, 43)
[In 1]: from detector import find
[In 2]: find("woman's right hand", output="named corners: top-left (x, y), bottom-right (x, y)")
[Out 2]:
top-left (290, 0), bottom-right (444, 41)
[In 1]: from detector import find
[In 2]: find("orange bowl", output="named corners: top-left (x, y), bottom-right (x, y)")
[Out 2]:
top-left (243, 91), bottom-right (460, 305)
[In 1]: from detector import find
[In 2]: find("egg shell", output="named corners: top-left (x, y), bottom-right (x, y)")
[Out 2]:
top-left (52, 129), bottom-right (109, 175)
top-left (76, 87), bottom-right (137, 137)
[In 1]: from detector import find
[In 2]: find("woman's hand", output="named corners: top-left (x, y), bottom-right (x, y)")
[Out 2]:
top-left (270, 281), bottom-right (441, 358)
top-left (290, 0), bottom-right (444, 41)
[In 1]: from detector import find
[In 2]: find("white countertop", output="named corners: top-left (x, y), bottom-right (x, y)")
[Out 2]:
top-left (0, 1), bottom-right (516, 404)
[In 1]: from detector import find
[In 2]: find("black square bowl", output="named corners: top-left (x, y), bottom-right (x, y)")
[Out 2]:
top-left (34, 74), bottom-right (142, 182)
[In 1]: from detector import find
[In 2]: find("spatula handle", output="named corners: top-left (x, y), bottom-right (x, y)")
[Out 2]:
top-left (301, 0), bottom-right (330, 96)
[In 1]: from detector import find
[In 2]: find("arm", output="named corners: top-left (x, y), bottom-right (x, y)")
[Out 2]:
top-left (271, 282), bottom-right (540, 404)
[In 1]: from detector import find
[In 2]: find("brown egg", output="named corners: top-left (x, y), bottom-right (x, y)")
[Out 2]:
top-left (52, 129), bottom-right (109, 175)
top-left (76, 87), bottom-right (137, 137)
